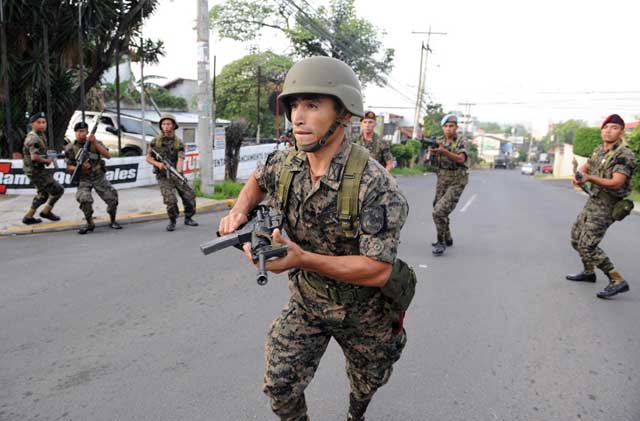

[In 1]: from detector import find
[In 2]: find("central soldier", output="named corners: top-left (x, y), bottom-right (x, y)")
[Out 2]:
top-left (218, 56), bottom-right (411, 421)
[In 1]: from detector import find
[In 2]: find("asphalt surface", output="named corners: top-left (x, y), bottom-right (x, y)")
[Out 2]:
top-left (1, 170), bottom-right (639, 421)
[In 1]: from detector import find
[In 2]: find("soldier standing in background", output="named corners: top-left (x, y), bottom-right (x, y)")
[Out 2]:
top-left (21, 112), bottom-right (64, 225)
top-left (353, 110), bottom-right (393, 171)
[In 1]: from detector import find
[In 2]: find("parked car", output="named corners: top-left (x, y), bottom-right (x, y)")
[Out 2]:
top-left (521, 162), bottom-right (535, 175)
top-left (541, 163), bottom-right (553, 174)
top-left (65, 110), bottom-right (159, 156)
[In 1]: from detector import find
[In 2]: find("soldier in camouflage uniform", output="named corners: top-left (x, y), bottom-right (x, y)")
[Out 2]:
top-left (65, 121), bottom-right (122, 234)
top-left (21, 112), bottom-right (64, 225)
top-left (427, 114), bottom-right (469, 255)
top-left (146, 114), bottom-right (198, 232)
top-left (219, 56), bottom-right (409, 421)
top-left (353, 111), bottom-right (393, 171)
top-left (568, 114), bottom-right (637, 299)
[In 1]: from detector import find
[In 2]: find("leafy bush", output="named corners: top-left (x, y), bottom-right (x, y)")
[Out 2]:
top-left (391, 139), bottom-right (423, 168)
top-left (628, 127), bottom-right (640, 192)
top-left (573, 127), bottom-right (601, 157)
top-left (194, 179), bottom-right (244, 200)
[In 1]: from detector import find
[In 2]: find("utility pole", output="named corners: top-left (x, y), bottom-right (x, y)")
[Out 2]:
top-left (411, 27), bottom-right (446, 139)
top-left (256, 65), bottom-right (261, 144)
top-left (197, 0), bottom-right (214, 194)
top-left (116, 0), bottom-right (123, 155)
top-left (458, 102), bottom-right (476, 138)
top-left (140, 7), bottom-right (145, 144)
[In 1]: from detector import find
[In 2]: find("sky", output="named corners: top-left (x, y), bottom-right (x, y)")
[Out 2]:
top-left (141, 0), bottom-right (640, 136)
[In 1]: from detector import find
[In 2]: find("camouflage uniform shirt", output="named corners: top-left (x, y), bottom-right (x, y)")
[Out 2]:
top-left (22, 131), bottom-right (48, 176)
top-left (64, 140), bottom-right (108, 181)
top-left (588, 141), bottom-right (637, 198)
top-left (353, 133), bottom-right (393, 168)
top-left (150, 135), bottom-right (185, 178)
top-left (434, 136), bottom-right (469, 171)
top-left (255, 139), bottom-right (409, 294)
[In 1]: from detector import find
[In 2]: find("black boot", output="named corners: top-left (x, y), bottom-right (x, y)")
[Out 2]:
top-left (565, 271), bottom-right (596, 282)
top-left (347, 394), bottom-right (369, 421)
top-left (39, 210), bottom-right (61, 221)
top-left (445, 233), bottom-right (453, 247)
top-left (184, 217), bottom-right (199, 227)
top-left (109, 211), bottom-right (122, 229)
top-left (78, 221), bottom-right (95, 235)
top-left (432, 241), bottom-right (446, 255)
top-left (597, 271), bottom-right (629, 299)
top-left (166, 218), bottom-right (176, 232)
top-left (22, 216), bottom-right (42, 225)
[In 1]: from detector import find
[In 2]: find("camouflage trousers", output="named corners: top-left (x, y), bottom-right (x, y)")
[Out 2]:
top-left (29, 169), bottom-right (64, 210)
top-left (157, 176), bottom-right (196, 220)
top-left (76, 175), bottom-right (118, 220)
top-left (263, 273), bottom-right (406, 420)
top-left (570, 196), bottom-right (616, 274)
top-left (432, 171), bottom-right (468, 242)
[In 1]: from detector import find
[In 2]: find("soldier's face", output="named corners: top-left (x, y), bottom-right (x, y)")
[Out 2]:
top-left (601, 123), bottom-right (624, 143)
top-left (443, 122), bottom-right (457, 138)
top-left (32, 118), bottom-right (47, 133)
top-left (76, 128), bottom-right (88, 142)
top-left (361, 118), bottom-right (376, 135)
top-left (290, 96), bottom-right (342, 147)
top-left (161, 120), bottom-right (175, 136)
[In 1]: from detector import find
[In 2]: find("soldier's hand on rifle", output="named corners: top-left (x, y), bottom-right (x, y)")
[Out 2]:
top-left (243, 229), bottom-right (301, 274)
top-left (45, 158), bottom-right (54, 166)
top-left (88, 134), bottom-right (96, 143)
top-left (218, 211), bottom-right (249, 236)
top-left (82, 161), bottom-right (91, 171)
top-left (156, 163), bottom-right (166, 171)
top-left (431, 146), bottom-right (446, 155)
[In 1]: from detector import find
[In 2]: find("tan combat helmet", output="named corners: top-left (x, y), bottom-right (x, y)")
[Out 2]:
top-left (278, 56), bottom-right (363, 152)
top-left (158, 113), bottom-right (179, 129)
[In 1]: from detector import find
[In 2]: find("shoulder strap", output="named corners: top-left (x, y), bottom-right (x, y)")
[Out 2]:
top-left (337, 144), bottom-right (369, 236)
top-left (155, 136), bottom-right (162, 149)
top-left (174, 137), bottom-right (181, 152)
top-left (277, 149), bottom-right (303, 211)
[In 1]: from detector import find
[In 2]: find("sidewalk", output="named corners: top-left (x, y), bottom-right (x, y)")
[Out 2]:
top-left (0, 186), bottom-right (234, 236)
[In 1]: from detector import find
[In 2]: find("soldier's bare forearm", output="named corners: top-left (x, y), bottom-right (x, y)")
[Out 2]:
top-left (298, 253), bottom-right (392, 287)
top-left (587, 173), bottom-right (626, 190)
top-left (231, 175), bottom-right (265, 217)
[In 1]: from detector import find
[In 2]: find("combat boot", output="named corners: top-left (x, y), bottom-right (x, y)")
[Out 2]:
top-left (347, 394), bottom-right (369, 421)
top-left (432, 238), bottom-right (453, 247)
top-left (566, 271), bottom-right (596, 282)
top-left (347, 415), bottom-right (365, 421)
top-left (597, 271), bottom-right (629, 299)
top-left (40, 207), bottom-right (61, 221)
top-left (432, 241), bottom-right (446, 255)
top-left (22, 216), bottom-right (42, 225)
top-left (108, 211), bottom-right (122, 230)
top-left (184, 217), bottom-right (199, 227)
top-left (166, 218), bottom-right (176, 232)
top-left (78, 219), bottom-right (95, 235)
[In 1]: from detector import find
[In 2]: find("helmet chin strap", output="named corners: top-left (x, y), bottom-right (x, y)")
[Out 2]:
top-left (298, 109), bottom-right (348, 153)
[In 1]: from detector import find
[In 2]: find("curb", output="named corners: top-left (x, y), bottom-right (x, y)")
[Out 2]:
top-left (0, 198), bottom-right (236, 237)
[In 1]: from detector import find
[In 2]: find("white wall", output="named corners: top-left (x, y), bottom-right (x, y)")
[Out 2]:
top-left (552, 143), bottom-right (588, 177)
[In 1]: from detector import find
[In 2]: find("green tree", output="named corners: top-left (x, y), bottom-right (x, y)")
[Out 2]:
top-left (0, 0), bottom-right (162, 156)
top-left (210, 0), bottom-right (393, 87)
top-left (573, 127), bottom-right (601, 157)
top-left (549, 119), bottom-right (587, 145)
top-left (216, 52), bottom-right (293, 138)
top-left (478, 121), bottom-right (502, 132)
top-left (627, 127), bottom-right (640, 192)
top-left (422, 103), bottom-right (445, 138)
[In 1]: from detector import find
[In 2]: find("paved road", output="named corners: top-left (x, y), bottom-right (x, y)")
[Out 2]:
top-left (1, 171), bottom-right (639, 421)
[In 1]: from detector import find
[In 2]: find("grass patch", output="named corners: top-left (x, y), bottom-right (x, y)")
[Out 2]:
top-left (391, 165), bottom-right (433, 176)
top-left (629, 190), bottom-right (640, 203)
top-left (194, 179), bottom-right (244, 200)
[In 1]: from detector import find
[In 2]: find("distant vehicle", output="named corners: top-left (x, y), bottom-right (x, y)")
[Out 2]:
top-left (65, 110), bottom-right (159, 156)
top-left (521, 162), bottom-right (535, 175)
top-left (541, 163), bottom-right (553, 174)
top-left (494, 155), bottom-right (507, 169)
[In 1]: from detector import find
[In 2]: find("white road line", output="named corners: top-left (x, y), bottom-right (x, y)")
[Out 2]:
top-left (459, 194), bottom-right (477, 213)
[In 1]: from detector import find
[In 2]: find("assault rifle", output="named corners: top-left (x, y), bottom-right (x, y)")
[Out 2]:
top-left (575, 171), bottom-right (592, 197)
top-left (150, 148), bottom-right (189, 185)
top-left (200, 205), bottom-right (288, 286)
top-left (70, 113), bottom-right (102, 185)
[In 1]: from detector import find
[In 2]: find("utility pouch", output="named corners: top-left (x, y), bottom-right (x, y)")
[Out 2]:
top-left (612, 199), bottom-right (634, 221)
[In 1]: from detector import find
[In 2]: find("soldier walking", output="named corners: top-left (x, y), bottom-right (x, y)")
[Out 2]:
top-left (353, 110), bottom-right (393, 171)
top-left (64, 121), bottom-right (122, 234)
top-left (427, 114), bottom-right (469, 255)
top-left (21, 112), bottom-right (64, 225)
top-left (146, 114), bottom-right (198, 232)
top-left (568, 114), bottom-right (636, 298)
top-left (219, 57), bottom-right (413, 421)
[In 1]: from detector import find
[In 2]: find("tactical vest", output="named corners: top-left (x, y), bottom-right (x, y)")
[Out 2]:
top-left (277, 143), bottom-right (369, 237)
top-left (155, 136), bottom-right (181, 152)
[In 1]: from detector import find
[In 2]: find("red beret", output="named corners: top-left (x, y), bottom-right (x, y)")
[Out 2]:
top-left (361, 111), bottom-right (376, 121)
top-left (601, 114), bottom-right (625, 129)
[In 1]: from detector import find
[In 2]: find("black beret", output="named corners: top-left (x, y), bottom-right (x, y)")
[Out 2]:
top-left (74, 121), bottom-right (89, 131)
top-left (29, 112), bottom-right (46, 124)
